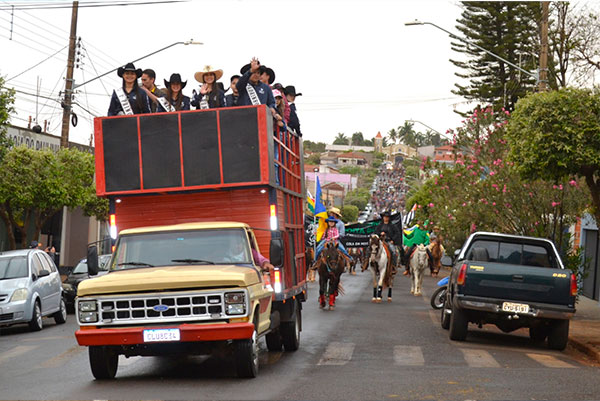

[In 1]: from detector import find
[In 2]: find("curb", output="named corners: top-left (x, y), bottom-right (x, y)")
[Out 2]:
top-left (569, 336), bottom-right (600, 363)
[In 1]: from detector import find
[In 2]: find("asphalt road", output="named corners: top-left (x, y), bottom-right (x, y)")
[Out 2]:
top-left (1, 269), bottom-right (599, 400)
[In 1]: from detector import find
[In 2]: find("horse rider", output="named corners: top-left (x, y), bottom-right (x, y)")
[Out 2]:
top-left (403, 221), bottom-right (434, 275)
top-left (313, 216), bottom-right (351, 263)
top-left (328, 207), bottom-right (345, 238)
top-left (373, 211), bottom-right (403, 272)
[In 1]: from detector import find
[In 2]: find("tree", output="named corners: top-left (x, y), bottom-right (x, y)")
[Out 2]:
top-left (306, 153), bottom-right (321, 165)
top-left (333, 133), bottom-right (349, 145)
top-left (341, 205), bottom-right (359, 223)
top-left (507, 88), bottom-right (600, 227)
top-left (0, 75), bottom-right (15, 162)
top-left (450, 2), bottom-right (541, 112)
top-left (351, 132), bottom-right (365, 146)
top-left (0, 147), bottom-right (108, 249)
top-left (569, 7), bottom-right (600, 86)
top-left (398, 121), bottom-right (417, 146)
top-left (386, 128), bottom-right (398, 145)
top-left (304, 140), bottom-right (326, 153)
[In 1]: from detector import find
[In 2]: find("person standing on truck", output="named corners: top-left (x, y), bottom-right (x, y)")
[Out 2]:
top-left (236, 58), bottom-right (279, 120)
top-left (225, 75), bottom-right (240, 107)
top-left (140, 69), bottom-right (165, 112)
top-left (285, 85), bottom-right (302, 136)
top-left (144, 73), bottom-right (191, 112)
top-left (107, 62), bottom-right (151, 116)
top-left (192, 65), bottom-right (226, 109)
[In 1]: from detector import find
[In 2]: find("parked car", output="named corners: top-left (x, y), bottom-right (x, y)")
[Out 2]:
top-left (441, 232), bottom-right (576, 350)
top-left (62, 254), bottom-right (111, 313)
top-left (0, 249), bottom-right (66, 331)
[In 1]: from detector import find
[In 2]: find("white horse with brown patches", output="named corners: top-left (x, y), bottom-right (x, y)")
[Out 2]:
top-left (363, 234), bottom-right (394, 303)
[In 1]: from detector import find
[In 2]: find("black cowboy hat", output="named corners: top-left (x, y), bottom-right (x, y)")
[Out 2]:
top-left (117, 62), bottom-right (142, 78)
top-left (284, 85), bottom-right (302, 97)
top-left (263, 67), bottom-right (275, 85)
top-left (164, 73), bottom-right (187, 89)
top-left (381, 211), bottom-right (391, 217)
top-left (240, 63), bottom-right (267, 75)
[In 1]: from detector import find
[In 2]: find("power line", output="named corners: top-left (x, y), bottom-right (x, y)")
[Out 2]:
top-left (0, 1), bottom-right (188, 11)
top-left (0, 13), bottom-right (67, 49)
top-left (6, 45), bottom-right (68, 82)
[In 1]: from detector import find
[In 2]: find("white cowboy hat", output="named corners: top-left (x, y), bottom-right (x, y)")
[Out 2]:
top-left (329, 207), bottom-right (342, 217)
top-left (194, 65), bottom-right (223, 83)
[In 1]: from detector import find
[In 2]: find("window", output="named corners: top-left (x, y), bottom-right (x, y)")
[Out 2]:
top-left (522, 244), bottom-right (552, 268)
top-left (0, 257), bottom-right (28, 280)
top-left (498, 242), bottom-right (522, 265)
top-left (41, 253), bottom-right (57, 272)
top-left (467, 240), bottom-right (499, 262)
top-left (31, 255), bottom-right (43, 276)
top-left (35, 253), bottom-right (52, 273)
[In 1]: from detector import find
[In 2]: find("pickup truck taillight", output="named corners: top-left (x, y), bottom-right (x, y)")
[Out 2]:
top-left (570, 273), bottom-right (578, 297)
top-left (457, 263), bottom-right (468, 285)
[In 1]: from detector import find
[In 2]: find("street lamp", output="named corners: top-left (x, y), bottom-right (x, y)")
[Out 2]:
top-left (407, 119), bottom-right (445, 137)
top-left (404, 20), bottom-right (538, 83)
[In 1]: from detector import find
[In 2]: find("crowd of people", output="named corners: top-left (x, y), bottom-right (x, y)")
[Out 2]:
top-left (106, 58), bottom-right (302, 137)
top-left (371, 162), bottom-right (408, 215)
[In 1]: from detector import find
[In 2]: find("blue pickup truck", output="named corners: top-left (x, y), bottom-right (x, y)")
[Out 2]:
top-left (441, 232), bottom-right (577, 350)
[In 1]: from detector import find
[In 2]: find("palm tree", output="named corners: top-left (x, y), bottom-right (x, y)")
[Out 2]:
top-left (398, 121), bottom-right (416, 145)
top-left (387, 128), bottom-right (398, 144)
top-left (333, 133), bottom-right (349, 145)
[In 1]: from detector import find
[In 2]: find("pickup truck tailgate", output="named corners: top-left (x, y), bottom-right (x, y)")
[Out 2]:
top-left (461, 262), bottom-right (573, 305)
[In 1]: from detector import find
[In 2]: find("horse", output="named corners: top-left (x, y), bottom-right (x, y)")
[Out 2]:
top-left (363, 234), bottom-right (395, 303)
top-left (409, 244), bottom-right (428, 296)
top-left (348, 247), bottom-right (360, 275)
top-left (316, 241), bottom-right (345, 310)
top-left (305, 247), bottom-right (316, 282)
top-left (429, 237), bottom-right (443, 277)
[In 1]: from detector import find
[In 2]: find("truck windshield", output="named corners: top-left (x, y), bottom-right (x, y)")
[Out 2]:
top-left (466, 240), bottom-right (555, 268)
top-left (0, 256), bottom-right (28, 280)
top-left (109, 228), bottom-right (253, 270)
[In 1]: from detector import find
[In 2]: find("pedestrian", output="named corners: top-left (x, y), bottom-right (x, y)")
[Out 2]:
top-left (145, 73), bottom-right (190, 112)
top-left (140, 68), bottom-right (165, 112)
top-left (192, 65), bottom-right (225, 109)
top-left (285, 85), bottom-right (302, 136)
top-left (107, 62), bottom-right (151, 116)
top-left (225, 75), bottom-right (240, 107)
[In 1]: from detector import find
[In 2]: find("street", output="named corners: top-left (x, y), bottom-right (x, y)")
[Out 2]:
top-left (1, 270), bottom-right (599, 401)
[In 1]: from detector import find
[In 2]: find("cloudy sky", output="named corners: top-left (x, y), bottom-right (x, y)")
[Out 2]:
top-left (1, 0), bottom-right (471, 145)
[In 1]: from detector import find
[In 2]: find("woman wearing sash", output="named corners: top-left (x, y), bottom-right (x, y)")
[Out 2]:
top-left (191, 66), bottom-right (225, 109)
top-left (144, 73), bottom-right (190, 112)
top-left (107, 62), bottom-right (151, 116)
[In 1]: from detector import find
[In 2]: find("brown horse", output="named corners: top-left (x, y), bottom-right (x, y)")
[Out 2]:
top-left (316, 241), bottom-right (345, 310)
top-left (430, 237), bottom-right (444, 277)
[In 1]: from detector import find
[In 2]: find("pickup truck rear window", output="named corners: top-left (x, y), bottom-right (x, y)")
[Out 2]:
top-left (467, 240), bottom-right (555, 268)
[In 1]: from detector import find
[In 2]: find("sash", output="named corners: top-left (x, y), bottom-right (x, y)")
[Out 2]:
top-left (115, 87), bottom-right (134, 115)
top-left (157, 96), bottom-right (175, 112)
top-left (199, 95), bottom-right (209, 110)
top-left (246, 84), bottom-right (261, 105)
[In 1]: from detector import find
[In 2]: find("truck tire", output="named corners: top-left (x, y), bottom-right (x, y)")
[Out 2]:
top-left (449, 303), bottom-right (468, 341)
top-left (234, 317), bottom-right (259, 378)
top-left (547, 319), bottom-right (569, 351)
top-left (440, 299), bottom-right (451, 330)
top-left (265, 329), bottom-right (283, 352)
top-left (28, 300), bottom-right (43, 331)
top-left (89, 346), bottom-right (118, 380)
top-left (529, 325), bottom-right (548, 343)
top-left (53, 297), bottom-right (67, 324)
top-left (281, 304), bottom-right (300, 352)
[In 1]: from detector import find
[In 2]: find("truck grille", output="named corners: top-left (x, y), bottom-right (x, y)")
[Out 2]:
top-left (85, 290), bottom-right (241, 326)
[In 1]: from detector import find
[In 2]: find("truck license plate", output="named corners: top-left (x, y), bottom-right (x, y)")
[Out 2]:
top-left (501, 302), bottom-right (530, 314)
top-left (143, 328), bottom-right (180, 342)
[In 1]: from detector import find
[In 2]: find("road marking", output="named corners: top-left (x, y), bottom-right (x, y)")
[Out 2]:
top-left (119, 355), bottom-right (142, 367)
top-left (0, 345), bottom-right (37, 364)
top-left (40, 346), bottom-right (84, 368)
top-left (317, 342), bottom-right (355, 366)
top-left (526, 353), bottom-right (576, 368)
top-left (460, 349), bottom-right (501, 368)
top-left (394, 345), bottom-right (424, 366)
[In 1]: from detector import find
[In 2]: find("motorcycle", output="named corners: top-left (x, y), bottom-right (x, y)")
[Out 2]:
top-left (430, 276), bottom-right (448, 310)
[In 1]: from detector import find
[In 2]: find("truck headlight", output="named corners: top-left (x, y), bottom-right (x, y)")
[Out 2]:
top-left (79, 300), bottom-right (97, 312)
top-left (225, 292), bottom-right (246, 315)
top-left (79, 311), bottom-right (98, 323)
top-left (10, 288), bottom-right (29, 302)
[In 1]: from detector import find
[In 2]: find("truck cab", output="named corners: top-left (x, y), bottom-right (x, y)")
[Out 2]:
top-left (76, 105), bottom-right (306, 379)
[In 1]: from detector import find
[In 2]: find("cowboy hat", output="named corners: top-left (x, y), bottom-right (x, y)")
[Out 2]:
top-left (329, 207), bottom-right (342, 217)
top-left (325, 217), bottom-right (338, 223)
top-left (117, 62), bottom-right (142, 78)
top-left (263, 67), bottom-right (276, 85)
top-left (194, 65), bottom-right (223, 83)
top-left (164, 73), bottom-right (187, 89)
top-left (284, 85), bottom-right (302, 97)
top-left (381, 210), bottom-right (391, 217)
top-left (240, 63), bottom-right (266, 75)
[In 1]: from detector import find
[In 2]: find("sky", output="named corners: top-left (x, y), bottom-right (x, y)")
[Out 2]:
top-left (1, 0), bottom-right (471, 146)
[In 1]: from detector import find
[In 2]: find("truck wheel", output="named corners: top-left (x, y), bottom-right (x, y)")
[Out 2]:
top-left (28, 300), bottom-right (43, 331)
top-left (89, 346), bottom-right (118, 380)
top-left (265, 329), bottom-right (282, 352)
top-left (53, 297), bottom-right (67, 324)
top-left (281, 304), bottom-right (300, 352)
top-left (449, 303), bottom-right (468, 341)
top-left (440, 299), bottom-right (451, 330)
top-left (529, 325), bottom-right (548, 343)
top-left (547, 319), bottom-right (569, 351)
top-left (234, 318), bottom-right (259, 378)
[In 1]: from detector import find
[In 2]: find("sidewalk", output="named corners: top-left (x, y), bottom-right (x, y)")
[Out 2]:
top-left (569, 295), bottom-right (600, 362)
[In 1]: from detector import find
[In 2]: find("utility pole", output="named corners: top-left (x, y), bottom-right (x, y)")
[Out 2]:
top-left (60, 1), bottom-right (79, 148)
top-left (539, 1), bottom-right (549, 91)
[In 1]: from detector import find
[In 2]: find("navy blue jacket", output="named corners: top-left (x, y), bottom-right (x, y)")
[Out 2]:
top-left (288, 102), bottom-right (301, 136)
top-left (107, 87), bottom-right (151, 116)
top-left (225, 93), bottom-right (239, 107)
top-left (191, 89), bottom-right (225, 109)
top-left (157, 95), bottom-right (191, 112)
top-left (236, 70), bottom-right (276, 109)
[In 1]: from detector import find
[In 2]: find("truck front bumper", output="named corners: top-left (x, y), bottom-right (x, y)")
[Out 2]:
top-left (455, 295), bottom-right (575, 320)
top-left (75, 322), bottom-right (254, 346)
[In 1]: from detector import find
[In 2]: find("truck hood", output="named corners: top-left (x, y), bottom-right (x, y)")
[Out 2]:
top-left (77, 265), bottom-right (261, 296)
